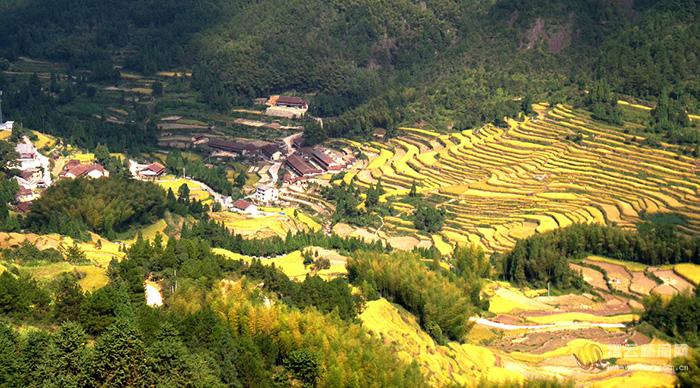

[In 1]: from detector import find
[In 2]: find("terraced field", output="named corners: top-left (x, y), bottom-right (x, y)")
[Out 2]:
top-left (573, 256), bottom-right (695, 298)
top-left (349, 104), bottom-right (700, 252)
top-left (362, 297), bottom-right (677, 387)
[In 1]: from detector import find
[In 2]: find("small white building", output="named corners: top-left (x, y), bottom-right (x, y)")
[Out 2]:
top-left (15, 143), bottom-right (36, 160)
top-left (137, 162), bottom-right (166, 180)
top-left (232, 199), bottom-right (258, 214)
top-left (255, 185), bottom-right (279, 204)
top-left (0, 121), bottom-right (14, 131)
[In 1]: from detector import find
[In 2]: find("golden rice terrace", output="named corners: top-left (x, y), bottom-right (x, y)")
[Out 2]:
top-left (347, 104), bottom-right (700, 252)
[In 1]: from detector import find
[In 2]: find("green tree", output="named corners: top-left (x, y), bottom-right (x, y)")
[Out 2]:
top-left (53, 274), bottom-right (85, 322)
top-left (43, 322), bottom-right (91, 387)
top-left (144, 323), bottom-right (221, 386)
top-left (302, 119), bottom-right (327, 146)
top-left (235, 169), bottom-right (247, 188)
top-left (94, 144), bottom-right (110, 165)
top-left (413, 203), bottom-right (445, 233)
top-left (676, 351), bottom-right (700, 388)
top-left (178, 183), bottom-right (191, 203)
top-left (152, 81), bottom-right (164, 97)
top-left (409, 181), bottom-right (418, 197)
top-left (92, 318), bottom-right (146, 387)
top-left (65, 243), bottom-right (87, 264)
top-left (0, 322), bottom-right (21, 386)
top-left (284, 348), bottom-right (321, 386)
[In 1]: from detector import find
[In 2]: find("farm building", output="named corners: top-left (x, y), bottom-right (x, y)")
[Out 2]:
top-left (265, 95), bottom-right (308, 118)
top-left (207, 138), bottom-right (267, 157)
top-left (0, 121), bottom-right (14, 131)
top-left (310, 147), bottom-right (344, 171)
top-left (285, 153), bottom-right (321, 178)
top-left (372, 128), bottom-right (387, 139)
top-left (274, 96), bottom-right (308, 109)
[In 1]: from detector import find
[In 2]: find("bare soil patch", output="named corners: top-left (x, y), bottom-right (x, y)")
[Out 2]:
top-left (584, 259), bottom-right (631, 293)
top-left (387, 236), bottom-right (421, 251)
top-left (629, 271), bottom-right (657, 295)
top-left (528, 292), bottom-right (633, 317)
top-left (570, 263), bottom-right (607, 290)
top-left (494, 327), bottom-right (649, 354)
top-left (651, 269), bottom-right (694, 294)
top-left (651, 284), bottom-right (677, 297)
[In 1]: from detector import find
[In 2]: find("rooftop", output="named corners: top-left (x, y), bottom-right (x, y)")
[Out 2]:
top-left (141, 162), bottom-right (166, 175)
top-left (285, 153), bottom-right (320, 176)
top-left (276, 96), bottom-right (307, 106)
top-left (63, 163), bottom-right (106, 178)
top-left (232, 199), bottom-right (253, 211)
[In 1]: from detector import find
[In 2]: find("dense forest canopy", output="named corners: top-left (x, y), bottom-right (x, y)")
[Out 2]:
top-left (1, 0), bottom-right (698, 140)
top-left (24, 177), bottom-right (167, 238)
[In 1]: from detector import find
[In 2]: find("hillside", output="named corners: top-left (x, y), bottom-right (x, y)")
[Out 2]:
top-left (341, 103), bottom-right (700, 252)
top-left (1, 0), bottom-right (698, 140)
top-left (1, 1), bottom-right (699, 387)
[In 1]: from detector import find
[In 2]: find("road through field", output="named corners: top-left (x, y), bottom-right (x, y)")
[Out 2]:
top-left (470, 317), bottom-right (626, 330)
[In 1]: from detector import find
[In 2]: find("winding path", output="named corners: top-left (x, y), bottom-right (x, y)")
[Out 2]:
top-left (470, 317), bottom-right (626, 331)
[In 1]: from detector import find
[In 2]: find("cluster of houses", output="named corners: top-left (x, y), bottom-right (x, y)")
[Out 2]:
top-left (2, 119), bottom-right (170, 213)
top-left (206, 135), bottom-right (354, 184)
top-left (9, 135), bottom-right (51, 213)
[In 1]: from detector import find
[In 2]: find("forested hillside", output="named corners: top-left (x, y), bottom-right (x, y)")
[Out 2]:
top-left (1, 0), bottom-right (698, 139)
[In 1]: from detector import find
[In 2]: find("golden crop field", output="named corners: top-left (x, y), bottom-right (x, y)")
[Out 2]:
top-left (673, 263), bottom-right (700, 285)
top-left (350, 104), bottom-right (700, 252)
top-left (212, 248), bottom-right (347, 280)
top-left (360, 298), bottom-right (523, 387)
top-left (0, 231), bottom-right (125, 292)
top-left (156, 178), bottom-right (213, 203)
top-left (31, 130), bottom-right (57, 149)
top-left (208, 208), bottom-right (325, 239)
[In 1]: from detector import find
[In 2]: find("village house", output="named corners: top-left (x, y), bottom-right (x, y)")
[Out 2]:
top-left (138, 162), bottom-right (166, 180)
top-left (13, 140), bottom-right (50, 174)
top-left (254, 185), bottom-right (279, 204)
top-left (291, 136), bottom-right (305, 149)
top-left (232, 199), bottom-right (257, 214)
top-left (15, 187), bottom-right (37, 203)
top-left (13, 176), bottom-right (33, 190)
top-left (15, 143), bottom-right (36, 160)
top-left (60, 163), bottom-right (109, 179)
top-left (13, 201), bottom-right (32, 214)
top-left (19, 168), bottom-right (42, 183)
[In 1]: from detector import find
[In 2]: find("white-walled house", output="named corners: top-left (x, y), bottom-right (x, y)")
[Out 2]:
top-left (254, 185), bottom-right (279, 204)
